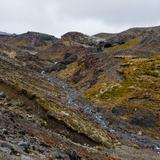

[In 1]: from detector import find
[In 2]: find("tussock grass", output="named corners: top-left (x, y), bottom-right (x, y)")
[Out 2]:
top-left (105, 37), bottom-right (142, 52)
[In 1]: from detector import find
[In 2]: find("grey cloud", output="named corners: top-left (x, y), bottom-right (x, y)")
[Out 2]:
top-left (0, 0), bottom-right (160, 37)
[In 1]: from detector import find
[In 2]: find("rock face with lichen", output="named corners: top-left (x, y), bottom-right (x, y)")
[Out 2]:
top-left (0, 27), bottom-right (160, 160)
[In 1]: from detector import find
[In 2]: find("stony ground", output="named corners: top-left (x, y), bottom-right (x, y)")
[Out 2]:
top-left (0, 89), bottom-right (116, 160)
top-left (0, 27), bottom-right (160, 159)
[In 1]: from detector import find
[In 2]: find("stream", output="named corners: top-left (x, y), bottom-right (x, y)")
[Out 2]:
top-left (0, 53), bottom-right (160, 153)
top-left (43, 72), bottom-right (160, 153)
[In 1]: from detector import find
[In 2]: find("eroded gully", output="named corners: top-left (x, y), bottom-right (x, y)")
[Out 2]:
top-left (43, 73), bottom-right (160, 153)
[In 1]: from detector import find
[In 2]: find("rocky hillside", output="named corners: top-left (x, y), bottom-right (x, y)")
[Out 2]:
top-left (0, 27), bottom-right (160, 160)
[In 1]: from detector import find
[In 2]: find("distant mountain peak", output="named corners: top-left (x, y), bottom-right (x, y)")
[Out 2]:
top-left (0, 31), bottom-right (13, 36)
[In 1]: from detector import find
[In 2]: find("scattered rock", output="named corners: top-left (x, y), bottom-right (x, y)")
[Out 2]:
top-left (112, 106), bottom-right (128, 116)
top-left (0, 92), bottom-right (6, 98)
top-left (0, 151), bottom-right (11, 160)
top-left (89, 77), bottom-right (97, 87)
top-left (49, 62), bottom-right (66, 72)
top-left (18, 141), bottom-right (30, 152)
top-left (63, 53), bottom-right (77, 65)
top-left (130, 110), bottom-right (157, 128)
top-left (21, 155), bottom-right (32, 160)
top-left (1, 128), bottom-right (8, 135)
top-left (0, 141), bottom-right (17, 155)
top-left (71, 70), bottom-right (84, 83)
top-left (12, 101), bottom-right (25, 107)
top-left (137, 131), bottom-right (142, 136)
top-left (66, 150), bottom-right (81, 160)
top-left (51, 150), bottom-right (70, 160)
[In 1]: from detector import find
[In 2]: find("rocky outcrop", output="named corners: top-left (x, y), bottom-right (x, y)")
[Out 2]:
top-left (61, 32), bottom-right (89, 44)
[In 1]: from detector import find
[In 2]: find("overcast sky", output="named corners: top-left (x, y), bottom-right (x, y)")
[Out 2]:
top-left (0, 0), bottom-right (160, 37)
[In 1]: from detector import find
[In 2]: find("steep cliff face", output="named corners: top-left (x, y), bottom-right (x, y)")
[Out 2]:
top-left (0, 27), bottom-right (160, 160)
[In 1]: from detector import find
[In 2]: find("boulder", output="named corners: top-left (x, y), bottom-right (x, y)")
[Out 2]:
top-left (63, 53), bottom-right (77, 65)
top-left (52, 150), bottom-right (70, 159)
top-left (0, 92), bottom-right (6, 98)
top-left (112, 106), bottom-right (128, 116)
top-left (21, 155), bottom-right (33, 160)
top-left (65, 150), bottom-right (81, 160)
top-left (130, 110), bottom-right (157, 128)
top-left (46, 62), bottom-right (66, 72)
top-left (18, 141), bottom-right (30, 152)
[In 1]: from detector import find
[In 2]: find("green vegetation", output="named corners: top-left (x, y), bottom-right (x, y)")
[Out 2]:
top-left (41, 99), bottom-right (115, 148)
top-left (84, 55), bottom-right (160, 106)
top-left (105, 37), bottom-right (142, 52)
top-left (100, 80), bottom-right (131, 99)
top-left (0, 61), bottom-right (116, 148)
top-left (84, 78), bottom-right (116, 100)
top-left (58, 62), bottom-right (80, 79)
top-left (84, 55), bottom-right (160, 137)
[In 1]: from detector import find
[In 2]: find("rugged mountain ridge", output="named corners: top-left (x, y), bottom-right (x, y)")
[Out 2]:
top-left (0, 26), bottom-right (160, 160)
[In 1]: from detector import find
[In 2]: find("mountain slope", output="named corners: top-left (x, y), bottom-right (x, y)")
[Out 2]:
top-left (0, 27), bottom-right (160, 160)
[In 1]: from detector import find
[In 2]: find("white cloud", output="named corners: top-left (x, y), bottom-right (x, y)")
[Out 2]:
top-left (0, 0), bottom-right (160, 37)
